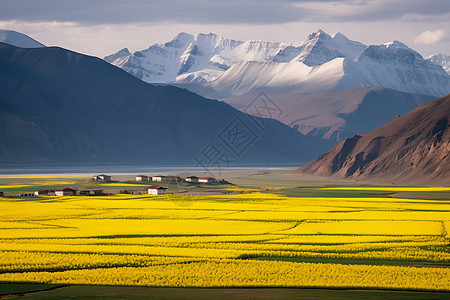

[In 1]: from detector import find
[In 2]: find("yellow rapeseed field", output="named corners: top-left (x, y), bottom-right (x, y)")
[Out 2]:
top-left (0, 190), bottom-right (449, 290)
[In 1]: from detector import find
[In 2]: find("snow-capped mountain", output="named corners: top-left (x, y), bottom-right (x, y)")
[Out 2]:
top-left (0, 29), bottom-right (45, 48)
top-left (336, 41), bottom-right (449, 97)
top-left (184, 40), bottom-right (448, 99)
top-left (426, 53), bottom-right (450, 75)
top-left (272, 30), bottom-right (366, 65)
top-left (106, 30), bottom-right (450, 98)
top-left (105, 32), bottom-right (287, 84)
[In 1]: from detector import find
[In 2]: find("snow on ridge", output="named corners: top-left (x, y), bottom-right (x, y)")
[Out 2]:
top-left (105, 30), bottom-right (450, 98)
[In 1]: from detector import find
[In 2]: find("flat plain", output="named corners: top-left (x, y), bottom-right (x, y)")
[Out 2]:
top-left (0, 175), bottom-right (449, 298)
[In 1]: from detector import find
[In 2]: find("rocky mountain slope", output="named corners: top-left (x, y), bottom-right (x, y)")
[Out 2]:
top-left (298, 94), bottom-right (450, 184)
top-left (0, 42), bottom-right (331, 165)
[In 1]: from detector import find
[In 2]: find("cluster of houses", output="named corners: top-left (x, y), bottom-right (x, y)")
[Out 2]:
top-left (139, 175), bottom-right (216, 195)
top-left (32, 188), bottom-right (104, 197)
top-left (136, 175), bottom-right (216, 184)
top-left (91, 174), bottom-right (112, 182)
top-left (5, 174), bottom-right (218, 198)
top-left (18, 188), bottom-right (104, 197)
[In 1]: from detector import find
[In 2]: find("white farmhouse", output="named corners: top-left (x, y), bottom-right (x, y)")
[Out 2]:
top-left (185, 176), bottom-right (199, 183)
top-left (147, 186), bottom-right (167, 195)
top-left (136, 175), bottom-right (150, 182)
top-left (151, 176), bottom-right (165, 182)
top-left (152, 176), bottom-right (181, 182)
top-left (55, 188), bottom-right (77, 196)
top-left (198, 177), bottom-right (215, 183)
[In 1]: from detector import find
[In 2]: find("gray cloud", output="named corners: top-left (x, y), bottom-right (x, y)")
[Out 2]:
top-left (0, 0), bottom-right (448, 25)
top-left (0, 0), bottom-right (312, 25)
top-left (304, 0), bottom-right (450, 22)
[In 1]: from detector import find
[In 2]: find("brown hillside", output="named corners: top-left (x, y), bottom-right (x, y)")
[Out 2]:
top-left (298, 94), bottom-right (450, 184)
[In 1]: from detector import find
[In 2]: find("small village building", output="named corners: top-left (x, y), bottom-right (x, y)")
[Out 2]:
top-left (198, 177), bottom-right (215, 183)
top-left (55, 188), bottom-right (77, 196)
top-left (0, 191), bottom-right (3, 197)
top-left (79, 190), bottom-right (91, 196)
top-left (185, 176), bottom-right (199, 183)
top-left (91, 174), bottom-right (112, 182)
top-left (151, 175), bottom-right (165, 182)
top-left (165, 176), bottom-right (181, 182)
top-left (148, 186), bottom-right (167, 195)
top-left (136, 175), bottom-right (150, 182)
top-left (19, 193), bottom-right (34, 197)
top-left (92, 189), bottom-right (104, 196)
top-left (34, 190), bottom-right (51, 196)
top-left (151, 176), bottom-right (180, 182)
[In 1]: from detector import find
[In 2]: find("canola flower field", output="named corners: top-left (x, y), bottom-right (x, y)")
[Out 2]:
top-left (0, 185), bottom-right (449, 291)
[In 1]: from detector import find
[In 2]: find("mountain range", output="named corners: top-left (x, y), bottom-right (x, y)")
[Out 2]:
top-left (106, 30), bottom-right (449, 142)
top-left (0, 41), bottom-right (332, 165)
top-left (298, 94), bottom-right (450, 185)
top-left (106, 30), bottom-right (449, 99)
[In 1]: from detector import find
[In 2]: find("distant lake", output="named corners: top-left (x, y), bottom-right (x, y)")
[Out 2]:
top-left (0, 164), bottom-right (302, 176)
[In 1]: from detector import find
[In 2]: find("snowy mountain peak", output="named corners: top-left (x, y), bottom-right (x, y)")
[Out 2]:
top-left (385, 40), bottom-right (412, 50)
top-left (104, 48), bottom-right (130, 63)
top-left (332, 32), bottom-right (347, 39)
top-left (307, 29), bottom-right (330, 40)
top-left (426, 53), bottom-right (450, 74)
top-left (194, 32), bottom-right (219, 40)
top-left (357, 41), bottom-right (423, 63)
top-left (173, 32), bottom-right (193, 43)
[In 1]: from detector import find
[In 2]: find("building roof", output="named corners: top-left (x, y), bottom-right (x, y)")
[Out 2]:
top-left (98, 174), bottom-right (111, 177)
top-left (148, 186), bottom-right (167, 190)
top-left (56, 188), bottom-right (77, 192)
top-left (199, 177), bottom-right (215, 180)
top-left (136, 175), bottom-right (149, 177)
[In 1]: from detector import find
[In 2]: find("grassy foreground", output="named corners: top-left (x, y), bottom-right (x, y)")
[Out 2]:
top-left (1, 284), bottom-right (450, 299)
top-left (0, 176), bottom-right (449, 296)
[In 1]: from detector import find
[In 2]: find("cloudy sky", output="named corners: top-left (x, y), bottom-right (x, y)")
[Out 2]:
top-left (0, 0), bottom-right (449, 57)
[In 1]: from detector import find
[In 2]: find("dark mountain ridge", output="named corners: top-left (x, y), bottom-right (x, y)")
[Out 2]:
top-left (0, 42), bottom-right (332, 165)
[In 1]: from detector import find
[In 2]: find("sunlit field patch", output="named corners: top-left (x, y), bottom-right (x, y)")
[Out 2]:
top-left (0, 188), bottom-right (449, 290)
top-left (320, 187), bottom-right (450, 192)
top-left (0, 185), bottom-right (33, 188)
top-left (29, 180), bottom-right (77, 185)
top-left (284, 220), bottom-right (443, 236)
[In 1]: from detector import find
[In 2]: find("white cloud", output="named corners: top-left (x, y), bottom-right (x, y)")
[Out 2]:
top-left (414, 29), bottom-right (447, 45)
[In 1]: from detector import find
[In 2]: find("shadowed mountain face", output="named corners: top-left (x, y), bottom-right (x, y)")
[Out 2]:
top-left (226, 87), bottom-right (435, 142)
top-left (298, 94), bottom-right (450, 184)
top-left (0, 43), bottom-right (332, 165)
